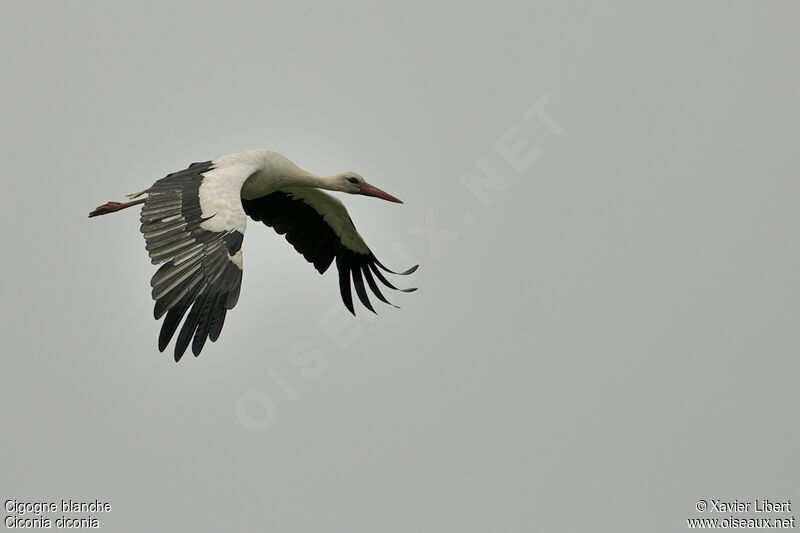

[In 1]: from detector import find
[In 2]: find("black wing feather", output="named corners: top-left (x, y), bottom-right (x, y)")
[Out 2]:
top-left (361, 265), bottom-right (396, 308)
top-left (350, 265), bottom-right (375, 314)
top-left (141, 161), bottom-right (245, 361)
top-left (242, 189), bottom-right (417, 314)
top-left (336, 255), bottom-right (355, 315)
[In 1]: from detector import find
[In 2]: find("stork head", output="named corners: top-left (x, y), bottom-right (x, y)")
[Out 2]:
top-left (339, 173), bottom-right (403, 203)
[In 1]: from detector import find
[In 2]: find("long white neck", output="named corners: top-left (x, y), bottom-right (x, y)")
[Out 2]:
top-left (239, 150), bottom-right (346, 199)
top-left (263, 152), bottom-right (347, 192)
top-left (284, 170), bottom-right (341, 190)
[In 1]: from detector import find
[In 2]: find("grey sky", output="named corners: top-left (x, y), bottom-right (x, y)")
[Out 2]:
top-left (2, 2), bottom-right (798, 532)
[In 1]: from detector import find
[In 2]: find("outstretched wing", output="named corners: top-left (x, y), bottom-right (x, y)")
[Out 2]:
top-left (242, 186), bottom-right (417, 314)
top-left (140, 161), bottom-right (246, 361)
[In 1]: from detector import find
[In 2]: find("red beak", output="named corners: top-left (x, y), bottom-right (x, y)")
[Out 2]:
top-left (359, 183), bottom-right (403, 203)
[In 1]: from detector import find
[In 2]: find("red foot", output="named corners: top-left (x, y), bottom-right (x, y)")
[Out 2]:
top-left (88, 199), bottom-right (145, 218)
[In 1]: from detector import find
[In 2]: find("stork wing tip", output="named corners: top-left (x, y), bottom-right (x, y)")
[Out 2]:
top-left (375, 260), bottom-right (419, 276)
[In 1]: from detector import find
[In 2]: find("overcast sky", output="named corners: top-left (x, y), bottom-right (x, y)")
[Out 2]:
top-left (2, 2), bottom-right (798, 532)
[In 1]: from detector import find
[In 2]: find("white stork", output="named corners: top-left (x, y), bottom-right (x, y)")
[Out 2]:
top-left (89, 149), bottom-right (418, 361)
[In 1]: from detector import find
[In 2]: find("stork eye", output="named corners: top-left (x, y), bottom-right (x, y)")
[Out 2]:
top-left (346, 177), bottom-right (359, 184)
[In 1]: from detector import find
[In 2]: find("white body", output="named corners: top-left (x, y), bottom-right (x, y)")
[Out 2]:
top-left (198, 149), bottom-right (369, 253)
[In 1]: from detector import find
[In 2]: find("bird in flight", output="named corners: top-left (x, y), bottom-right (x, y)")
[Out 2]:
top-left (89, 149), bottom-right (418, 361)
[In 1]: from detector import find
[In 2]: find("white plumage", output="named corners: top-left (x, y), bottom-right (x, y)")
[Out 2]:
top-left (90, 149), bottom-right (417, 361)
